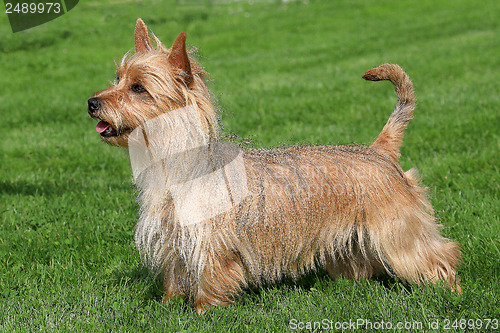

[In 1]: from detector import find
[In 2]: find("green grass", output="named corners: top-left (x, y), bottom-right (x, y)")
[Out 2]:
top-left (1, 0), bottom-right (499, 331)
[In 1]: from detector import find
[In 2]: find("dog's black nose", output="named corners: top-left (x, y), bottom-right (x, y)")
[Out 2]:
top-left (88, 97), bottom-right (101, 115)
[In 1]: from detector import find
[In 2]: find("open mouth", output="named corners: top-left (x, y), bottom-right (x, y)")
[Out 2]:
top-left (94, 119), bottom-right (133, 140)
top-left (96, 120), bottom-right (119, 137)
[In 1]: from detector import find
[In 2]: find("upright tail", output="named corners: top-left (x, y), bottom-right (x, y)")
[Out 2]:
top-left (363, 64), bottom-right (416, 162)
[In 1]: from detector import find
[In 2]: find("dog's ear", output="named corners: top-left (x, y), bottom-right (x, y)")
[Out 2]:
top-left (135, 18), bottom-right (153, 53)
top-left (167, 31), bottom-right (193, 88)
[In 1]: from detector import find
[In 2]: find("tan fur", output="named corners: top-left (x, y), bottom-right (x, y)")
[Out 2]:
top-left (88, 19), bottom-right (461, 314)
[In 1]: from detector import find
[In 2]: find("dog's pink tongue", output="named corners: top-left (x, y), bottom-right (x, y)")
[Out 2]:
top-left (96, 121), bottom-right (111, 133)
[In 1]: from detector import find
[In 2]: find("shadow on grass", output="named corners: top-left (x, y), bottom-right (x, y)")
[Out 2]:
top-left (110, 264), bottom-right (158, 290)
top-left (109, 261), bottom-right (409, 310)
top-left (0, 179), bottom-right (64, 197)
top-left (0, 179), bottom-right (130, 197)
top-left (241, 269), bottom-right (407, 302)
top-left (109, 264), bottom-right (197, 313)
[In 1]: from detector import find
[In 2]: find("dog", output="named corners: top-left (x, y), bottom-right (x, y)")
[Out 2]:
top-left (88, 18), bottom-right (461, 313)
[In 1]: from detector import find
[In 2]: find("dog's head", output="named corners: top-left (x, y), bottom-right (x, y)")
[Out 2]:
top-left (88, 19), bottom-right (217, 147)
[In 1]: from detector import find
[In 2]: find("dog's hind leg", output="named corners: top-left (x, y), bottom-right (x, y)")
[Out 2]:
top-left (367, 172), bottom-right (461, 292)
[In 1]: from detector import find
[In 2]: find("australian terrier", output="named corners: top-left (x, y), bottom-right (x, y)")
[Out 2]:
top-left (88, 19), bottom-right (460, 313)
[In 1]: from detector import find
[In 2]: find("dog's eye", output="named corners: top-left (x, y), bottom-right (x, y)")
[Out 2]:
top-left (131, 84), bottom-right (146, 93)
top-left (115, 75), bottom-right (120, 84)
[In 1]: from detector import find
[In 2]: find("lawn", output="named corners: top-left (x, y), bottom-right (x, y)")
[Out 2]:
top-left (0, 0), bottom-right (498, 331)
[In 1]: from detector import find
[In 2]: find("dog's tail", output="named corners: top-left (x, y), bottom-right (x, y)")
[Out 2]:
top-left (363, 64), bottom-right (416, 162)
